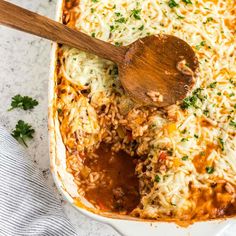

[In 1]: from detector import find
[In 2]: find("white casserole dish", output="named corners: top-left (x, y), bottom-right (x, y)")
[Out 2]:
top-left (48, 1), bottom-right (236, 235)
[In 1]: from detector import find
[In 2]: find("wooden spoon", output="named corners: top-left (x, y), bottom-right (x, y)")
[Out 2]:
top-left (0, 0), bottom-right (198, 107)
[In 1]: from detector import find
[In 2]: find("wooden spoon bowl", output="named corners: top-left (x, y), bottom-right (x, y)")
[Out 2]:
top-left (120, 35), bottom-right (198, 106)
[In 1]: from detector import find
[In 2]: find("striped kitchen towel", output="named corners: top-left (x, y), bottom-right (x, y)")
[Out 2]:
top-left (0, 126), bottom-right (77, 236)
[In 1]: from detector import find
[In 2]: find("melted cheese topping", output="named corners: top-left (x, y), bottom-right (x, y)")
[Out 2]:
top-left (57, 0), bottom-right (236, 220)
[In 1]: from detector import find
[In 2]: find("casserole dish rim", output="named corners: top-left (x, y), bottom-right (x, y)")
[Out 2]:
top-left (48, 0), bottom-right (236, 235)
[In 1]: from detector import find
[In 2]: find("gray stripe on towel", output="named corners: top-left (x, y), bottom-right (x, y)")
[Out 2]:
top-left (0, 126), bottom-right (77, 236)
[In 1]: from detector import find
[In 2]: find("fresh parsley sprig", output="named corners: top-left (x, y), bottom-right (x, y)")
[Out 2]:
top-left (8, 95), bottom-right (38, 111)
top-left (11, 120), bottom-right (35, 147)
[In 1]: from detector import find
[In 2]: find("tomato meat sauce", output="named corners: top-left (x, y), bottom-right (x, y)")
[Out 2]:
top-left (80, 145), bottom-right (140, 213)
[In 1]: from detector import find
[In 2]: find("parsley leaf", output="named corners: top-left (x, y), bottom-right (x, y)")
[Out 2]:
top-left (131, 9), bottom-right (141, 20)
top-left (57, 108), bottom-right (62, 114)
top-left (138, 25), bottom-right (144, 30)
top-left (115, 17), bottom-right (126, 23)
top-left (203, 109), bottom-right (209, 116)
top-left (196, 41), bottom-right (206, 50)
top-left (182, 155), bottom-right (188, 161)
top-left (181, 95), bottom-right (198, 109)
top-left (182, 0), bottom-right (192, 4)
top-left (229, 120), bottom-right (236, 128)
top-left (12, 120), bottom-right (35, 147)
top-left (193, 88), bottom-right (207, 102)
top-left (168, 0), bottom-right (179, 8)
top-left (110, 25), bottom-right (115, 32)
top-left (203, 17), bottom-right (213, 24)
top-left (181, 88), bottom-right (206, 110)
top-left (206, 166), bottom-right (214, 174)
top-left (155, 175), bottom-right (161, 182)
top-left (218, 138), bottom-right (224, 151)
top-left (209, 82), bottom-right (217, 88)
top-left (176, 13), bottom-right (185, 19)
top-left (9, 95), bottom-right (38, 111)
top-left (181, 138), bottom-right (189, 142)
top-left (115, 42), bottom-right (122, 47)
top-left (115, 12), bottom-right (121, 17)
top-left (181, 129), bottom-right (187, 134)
top-left (229, 78), bottom-right (236, 86)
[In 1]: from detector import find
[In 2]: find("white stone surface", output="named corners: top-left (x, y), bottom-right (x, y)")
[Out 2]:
top-left (0, 1), bottom-right (119, 235)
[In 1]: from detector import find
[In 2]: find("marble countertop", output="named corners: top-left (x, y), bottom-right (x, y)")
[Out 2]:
top-left (0, 1), bottom-right (119, 235)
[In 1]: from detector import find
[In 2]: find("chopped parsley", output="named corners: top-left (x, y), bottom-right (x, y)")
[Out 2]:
top-left (115, 12), bottom-right (121, 17)
top-left (91, 32), bottom-right (95, 37)
top-left (181, 95), bottom-right (198, 109)
top-left (91, 0), bottom-right (98, 2)
top-left (131, 9), bottom-right (142, 20)
top-left (196, 41), bottom-right (206, 50)
top-left (138, 25), bottom-right (144, 30)
top-left (182, 0), bottom-right (192, 4)
top-left (90, 8), bottom-right (95, 13)
top-left (8, 95), bottom-right (38, 111)
top-left (110, 25), bottom-right (115, 32)
top-left (181, 129), bottom-right (187, 134)
top-left (182, 155), bottom-right (188, 161)
top-left (194, 88), bottom-right (207, 101)
top-left (176, 13), bottom-right (185, 19)
top-left (229, 120), bottom-right (236, 128)
top-left (206, 166), bottom-right (214, 174)
top-left (203, 17), bottom-right (213, 24)
top-left (209, 82), bottom-right (217, 88)
top-left (168, 0), bottom-right (179, 8)
top-left (203, 109), bottom-right (209, 116)
top-left (115, 42), bottom-right (122, 47)
top-left (200, 41), bottom-right (206, 46)
top-left (229, 78), bottom-right (236, 86)
top-left (200, 151), bottom-right (205, 156)
top-left (181, 138), bottom-right (189, 142)
top-left (181, 88), bottom-right (206, 110)
top-left (194, 134), bottom-right (199, 138)
top-left (218, 138), bottom-right (224, 151)
top-left (57, 108), bottom-right (62, 114)
top-left (167, 149), bottom-right (173, 155)
top-left (155, 175), bottom-right (161, 182)
top-left (12, 120), bottom-right (35, 147)
top-left (115, 17), bottom-right (126, 23)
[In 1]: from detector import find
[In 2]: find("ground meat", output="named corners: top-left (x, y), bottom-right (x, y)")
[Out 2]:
top-left (113, 187), bottom-right (125, 200)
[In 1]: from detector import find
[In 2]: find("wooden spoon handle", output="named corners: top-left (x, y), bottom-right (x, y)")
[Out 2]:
top-left (0, 0), bottom-right (126, 64)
